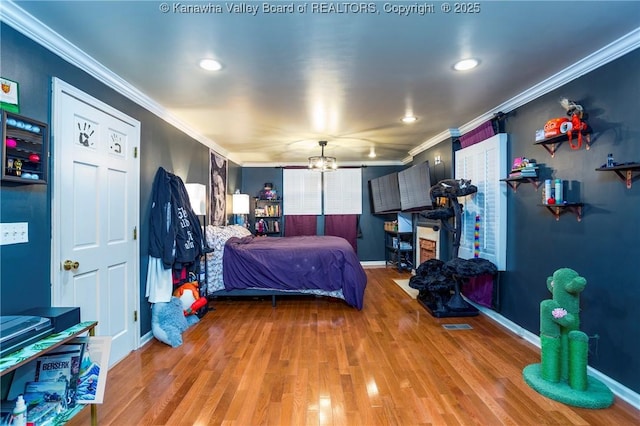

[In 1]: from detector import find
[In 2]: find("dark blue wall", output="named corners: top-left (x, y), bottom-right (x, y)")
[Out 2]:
top-left (498, 49), bottom-right (640, 392)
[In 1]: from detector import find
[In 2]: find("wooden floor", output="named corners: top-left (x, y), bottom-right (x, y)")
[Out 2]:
top-left (68, 268), bottom-right (639, 425)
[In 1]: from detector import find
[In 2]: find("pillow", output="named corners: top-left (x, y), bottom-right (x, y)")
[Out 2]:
top-left (151, 296), bottom-right (199, 347)
top-left (206, 224), bottom-right (252, 250)
top-left (205, 225), bottom-right (252, 292)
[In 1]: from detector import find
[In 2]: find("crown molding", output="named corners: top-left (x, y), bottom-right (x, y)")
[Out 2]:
top-left (408, 128), bottom-right (460, 158)
top-left (1, 0), bottom-right (228, 158)
top-left (411, 27), bottom-right (640, 158)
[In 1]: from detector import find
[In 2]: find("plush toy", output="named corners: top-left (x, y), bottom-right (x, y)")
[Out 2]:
top-left (151, 296), bottom-right (199, 347)
top-left (173, 282), bottom-right (208, 316)
top-left (173, 282), bottom-right (199, 310)
top-left (560, 98), bottom-right (589, 150)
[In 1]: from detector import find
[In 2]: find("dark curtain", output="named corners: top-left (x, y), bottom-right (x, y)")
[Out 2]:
top-left (463, 274), bottom-right (495, 309)
top-left (459, 120), bottom-right (496, 148)
top-left (325, 215), bottom-right (358, 253)
top-left (284, 215), bottom-right (317, 237)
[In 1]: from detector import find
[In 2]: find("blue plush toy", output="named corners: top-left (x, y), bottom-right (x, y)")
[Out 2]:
top-left (151, 296), bottom-right (199, 347)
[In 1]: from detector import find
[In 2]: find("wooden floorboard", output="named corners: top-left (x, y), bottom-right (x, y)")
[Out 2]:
top-left (67, 267), bottom-right (639, 425)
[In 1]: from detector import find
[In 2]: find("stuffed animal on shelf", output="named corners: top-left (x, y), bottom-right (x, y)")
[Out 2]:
top-left (560, 98), bottom-right (589, 150)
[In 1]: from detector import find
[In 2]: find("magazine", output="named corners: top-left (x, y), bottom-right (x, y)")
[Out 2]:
top-left (7, 342), bottom-right (84, 409)
top-left (72, 336), bottom-right (112, 404)
top-left (34, 344), bottom-right (84, 408)
top-left (22, 380), bottom-right (67, 409)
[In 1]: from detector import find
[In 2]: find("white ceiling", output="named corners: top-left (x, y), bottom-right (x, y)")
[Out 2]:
top-left (6, 1), bottom-right (640, 166)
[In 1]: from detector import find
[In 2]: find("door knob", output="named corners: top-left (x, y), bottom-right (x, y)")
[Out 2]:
top-left (63, 260), bottom-right (80, 271)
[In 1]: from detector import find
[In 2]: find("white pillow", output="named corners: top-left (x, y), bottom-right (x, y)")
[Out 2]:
top-left (205, 225), bottom-right (252, 292)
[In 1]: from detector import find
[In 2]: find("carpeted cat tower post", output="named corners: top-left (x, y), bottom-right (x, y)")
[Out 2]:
top-left (522, 268), bottom-right (614, 408)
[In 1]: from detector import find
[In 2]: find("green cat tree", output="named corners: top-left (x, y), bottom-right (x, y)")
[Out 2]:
top-left (522, 268), bottom-right (614, 408)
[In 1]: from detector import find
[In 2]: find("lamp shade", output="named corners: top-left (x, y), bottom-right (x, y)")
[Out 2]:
top-left (232, 193), bottom-right (250, 215)
top-left (185, 183), bottom-right (207, 215)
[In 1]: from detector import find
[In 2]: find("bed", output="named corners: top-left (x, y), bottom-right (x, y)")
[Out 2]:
top-left (204, 225), bottom-right (367, 309)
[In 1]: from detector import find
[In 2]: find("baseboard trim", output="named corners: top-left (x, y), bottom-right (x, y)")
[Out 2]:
top-left (360, 261), bottom-right (387, 268)
top-left (140, 331), bottom-right (154, 348)
top-left (466, 298), bottom-right (640, 410)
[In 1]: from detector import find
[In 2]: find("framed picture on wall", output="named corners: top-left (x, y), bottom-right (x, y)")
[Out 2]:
top-left (0, 77), bottom-right (20, 113)
top-left (210, 151), bottom-right (227, 226)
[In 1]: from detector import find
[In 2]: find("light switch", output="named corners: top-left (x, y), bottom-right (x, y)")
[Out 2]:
top-left (0, 222), bottom-right (29, 245)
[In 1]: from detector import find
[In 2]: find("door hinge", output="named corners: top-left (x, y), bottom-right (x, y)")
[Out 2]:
top-left (134, 147), bottom-right (138, 158)
top-left (133, 226), bottom-right (137, 240)
top-left (134, 310), bottom-right (138, 322)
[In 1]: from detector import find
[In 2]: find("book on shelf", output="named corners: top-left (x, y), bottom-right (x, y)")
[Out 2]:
top-left (7, 342), bottom-right (85, 409)
top-left (72, 336), bottom-right (112, 404)
top-left (23, 380), bottom-right (68, 411)
top-left (25, 400), bottom-right (62, 425)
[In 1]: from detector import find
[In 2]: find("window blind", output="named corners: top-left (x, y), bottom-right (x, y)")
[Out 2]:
top-left (455, 133), bottom-right (507, 270)
top-left (283, 168), bottom-right (362, 215)
top-left (324, 168), bottom-right (362, 214)
top-left (283, 169), bottom-right (322, 215)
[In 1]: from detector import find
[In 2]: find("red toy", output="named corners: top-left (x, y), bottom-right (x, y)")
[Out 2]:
top-left (184, 296), bottom-right (208, 316)
top-left (560, 98), bottom-right (589, 150)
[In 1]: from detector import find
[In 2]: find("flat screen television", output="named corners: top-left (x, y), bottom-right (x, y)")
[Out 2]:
top-left (398, 161), bottom-right (432, 211)
top-left (369, 172), bottom-right (401, 214)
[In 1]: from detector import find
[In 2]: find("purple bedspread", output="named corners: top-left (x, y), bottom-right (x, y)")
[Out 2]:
top-left (222, 235), bottom-right (367, 309)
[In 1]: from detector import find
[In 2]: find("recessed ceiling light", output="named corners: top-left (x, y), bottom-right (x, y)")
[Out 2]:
top-left (199, 58), bottom-right (222, 71)
top-left (453, 58), bottom-right (479, 71)
top-left (402, 115), bottom-right (417, 124)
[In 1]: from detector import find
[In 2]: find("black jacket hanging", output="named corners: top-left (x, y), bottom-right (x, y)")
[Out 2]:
top-left (149, 167), bottom-right (203, 270)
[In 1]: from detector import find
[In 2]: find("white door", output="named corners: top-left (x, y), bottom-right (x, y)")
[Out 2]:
top-left (51, 78), bottom-right (140, 366)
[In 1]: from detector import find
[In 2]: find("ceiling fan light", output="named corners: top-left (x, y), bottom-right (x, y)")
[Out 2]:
top-left (453, 58), bottom-right (479, 71)
top-left (308, 141), bottom-right (337, 172)
top-left (199, 58), bottom-right (222, 71)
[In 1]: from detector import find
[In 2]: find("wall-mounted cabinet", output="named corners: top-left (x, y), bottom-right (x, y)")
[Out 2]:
top-left (1, 110), bottom-right (48, 184)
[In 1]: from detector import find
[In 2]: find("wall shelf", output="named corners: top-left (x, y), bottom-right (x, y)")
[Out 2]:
top-left (539, 202), bottom-right (584, 222)
top-left (0, 321), bottom-right (99, 426)
top-left (500, 176), bottom-right (540, 192)
top-left (1, 110), bottom-right (48, 184)
top-left (595, 163), bottom-right (640, 189)
top-left (534, 129), bottom-right (591, 157)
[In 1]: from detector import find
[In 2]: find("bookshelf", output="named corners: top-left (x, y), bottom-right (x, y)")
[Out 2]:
top-left (253, 198), bottom-right (282, 236)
